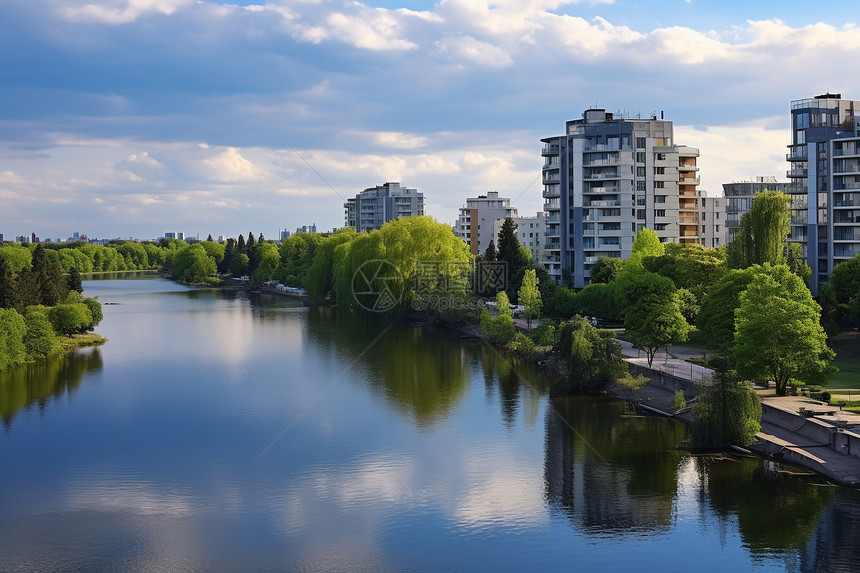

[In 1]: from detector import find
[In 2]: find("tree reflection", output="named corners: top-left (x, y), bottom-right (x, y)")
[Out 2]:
top-left (0, 349), bottom-right (103, 429)
top-left (700, 456), bottom-right (833, 558)
top-left (305, 309), bottom-right (468, 426)
top-left (544, 395), bottom-right (686, 535)
top-left (800, 488), bottom-right (860, 572)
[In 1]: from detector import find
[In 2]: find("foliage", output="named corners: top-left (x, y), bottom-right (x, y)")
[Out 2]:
top-left (676, 287), bottom-right (700, 324)
top-left (480, 291), bottom-right (516, 345)
top-left (0, 308), bottom-right (27, 371)
top-left (616, 372), bottom-right (649, 391)
top-left (67, 267), bottom-right (84, 294)
top-left (305, 229), bottom-right (357, 303)
top-left (572, 282), bottom-right (623, 321)
top-left (617, 269), bottom-right (689, 367)
top-left (629, 228), bottom-right (664, 262)
top-left (251, 243), bottom-right (281, 284)
top-left (696, 267), bottom-right (761, 350)
top-left (692, 358), bottom-right (762, 449)
top-left (529, 322), bottom-right (555, 346)
top-left (642, 242), bottom-right (727, 292)
top-left (47, 303), bottom-right (93, 337)
top-left (23, 306), bottom-right (62, 359)
top-left (517, 268), bottom-right (542, 328)
top-left (589, 256), bottom-right (623, 284)
top-left (81, 297), bottom-right (103, 329)
top-left (726, 190), bottom-right (790, 270)
top-left (828, 254), bottom-right (860, 304)
top-left (554, 315), bottom-right (627, 390)
top-left (734, 265), bottom-right (836, 395)
top-left (171, 243), bottom-right (217, 283)
top-left (505, 332), bottom-right (537, 359)
top-left (674, 390), bottom-right (687, 411)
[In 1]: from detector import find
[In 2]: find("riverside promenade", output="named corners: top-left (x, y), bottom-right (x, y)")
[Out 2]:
top-left (616, 340), bottom-right (860, 487)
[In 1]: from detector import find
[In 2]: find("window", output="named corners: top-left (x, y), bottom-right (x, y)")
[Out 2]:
top-left (655, 223), bottom-right (667, 231)
top-left (636, 152), bottom-right (646, 163)
top-left (655, 195), bottom-right (666, 203)
top-left (657, 153), bottom-right (667, 161)
top-left (637, 209), bottom-right (646, 220)
top-left (715, 225), bottom-right (720, 232)
top-left (636, 166), bottom-right (646, 177)
top-left (656, 167), bottom-right (666, 175)
top-left (654, 181), bottom-right (665, 189)
top-left (702, 212), bottom-right (706, 220)
top-left (637, 181), bottom-right (646, 191)
top-left (656, 209), bottom-right (666, 217)
top-left (636, 137), bottom-right (646, 149)
top-left (702, 225), bottom-right (706, 233)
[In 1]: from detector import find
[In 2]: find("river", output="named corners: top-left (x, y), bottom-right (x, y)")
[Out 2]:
top-left (1, 277), bottom-right (859, 572)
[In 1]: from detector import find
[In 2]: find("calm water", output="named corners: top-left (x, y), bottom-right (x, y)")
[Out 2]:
top-left (2, 277), bottom-right (859, 572)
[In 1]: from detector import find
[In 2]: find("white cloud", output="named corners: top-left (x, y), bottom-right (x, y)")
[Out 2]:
top-left (201, 147), bottom-right (262, 182)
top-left (61, 0), bottom-right (193, 24)
top-left (325, 11), bottom-right (417, 51)
top-left (436, 36), bottom-right (514, 68)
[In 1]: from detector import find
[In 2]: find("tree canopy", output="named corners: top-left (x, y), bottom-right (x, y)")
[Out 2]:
top-left (726, 190), bottom-right (791, 269)
top-left (734, 265), bottom-right (835, 395)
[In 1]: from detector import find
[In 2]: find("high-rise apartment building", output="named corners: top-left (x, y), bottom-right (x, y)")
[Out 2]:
top-left (454, 191), bottom-right (518, 255)
top-left (787, 93), bottom-right (860, 293)
top-left (540, 108), bottom-right (701, 287)
top-left (722, 177), bottom-right (790, 244)
top-left (344, 182), bottom-right (424, 232)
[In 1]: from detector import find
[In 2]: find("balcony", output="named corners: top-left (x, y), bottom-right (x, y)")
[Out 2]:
top-left (787, 147), bottom-right (808, 161)
top-left (543, 174), bottom-right (560, 184)
top-left (787, 167), bottom-right (808, 178)
top-left (586, 200), bottom-right (620, 207)
top-left (679, 176), bottom-right (700, 186)
top-left (541, 144), bottom-right (560, 156)
top-left (583, 157), bottom-right (619, 167)
top-left (583, 172), bottom-right (620, 180)
top-left (545, 214), bottom-right (560, 223)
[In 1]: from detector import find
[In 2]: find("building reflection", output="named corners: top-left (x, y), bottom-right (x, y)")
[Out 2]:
top-left (799, 487), bottom-right (860, 572)
top-left (544, 395), bottom-right (686, 535)
top-left (0, 348), bottom-right (103, 429)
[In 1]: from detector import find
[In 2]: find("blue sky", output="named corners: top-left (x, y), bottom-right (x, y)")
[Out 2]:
top-left (2, 0), bottom-right (860, 240)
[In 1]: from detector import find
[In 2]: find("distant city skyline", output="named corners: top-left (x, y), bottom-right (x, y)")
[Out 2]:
top-left (3, 0), bottom-right (859, 239)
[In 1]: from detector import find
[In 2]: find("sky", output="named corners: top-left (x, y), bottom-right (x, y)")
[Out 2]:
top-left (2, 0), bottom-right (860, 241)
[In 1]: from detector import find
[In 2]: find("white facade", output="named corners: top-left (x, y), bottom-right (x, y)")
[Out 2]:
top-left (493, 212), bottom-right (546, 262)
top-left (455, 191), bottom-right (518, 255)
top-left (345, 182), bottom-right (424, 232)
top-left (541, 108), bottom-right (704, 288)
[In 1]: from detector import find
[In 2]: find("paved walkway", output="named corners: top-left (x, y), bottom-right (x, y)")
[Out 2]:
top-left (616, 339), bottom-right (860, 487)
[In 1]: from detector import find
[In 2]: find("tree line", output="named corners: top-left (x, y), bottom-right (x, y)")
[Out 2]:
top-left (0, 244), bottom-right (103, 371)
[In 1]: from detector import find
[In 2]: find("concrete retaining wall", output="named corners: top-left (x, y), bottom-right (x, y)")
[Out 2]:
top-left (761, 403), bottom-right (834, 445)
top-left (832, 430), bottom-right (860, 459)
top-left (628, 363), bottom-right (702, 401)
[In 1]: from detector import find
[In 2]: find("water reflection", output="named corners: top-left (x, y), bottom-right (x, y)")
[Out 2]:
top-left (0, 349), bottom-right (103, 429)
top-left (306, 308), bottom-right (468, 425)
top-left (699, 456), bottom-right (833, 558)
top-left (544, 395), bottom-right (685, 536)
top-left (801, 488), bottom-right (860, 572)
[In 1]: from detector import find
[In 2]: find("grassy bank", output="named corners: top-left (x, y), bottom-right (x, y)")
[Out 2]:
top-left (58, 333), bottom-right (107, 353)
top-left (826, 332), bottom-right (860, 391)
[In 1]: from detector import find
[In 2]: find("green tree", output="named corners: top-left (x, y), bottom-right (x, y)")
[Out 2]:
top-left (82, 297), bottom-right (103, 329)
top-left (484, 240), bottom-right (497, 262)
top-left (497, 217), bottom-right (528, 292)
top-left (305, 229), bottom-right (357, 303)
top-left (696, 267), bottom-right (762, 350)
top-left (643, 242), bottom-right (726, 292)
top-left (23, 306), bottom-right (61, 359)
top-left (47, 303), bottom-right (93, 337)
top-left (0, 308), bottom-right (27, 371)
top-left (589, 256), bottom-right (623, 284)
top-left (480, 291), bottom-right (516, 344)
top-left (555, 315), bottom-right (626, 390)
top-left (67, 267), bottom-right (84, 294)
top-left (692, 357), bottom-right (762, 448)
top-left (170, 244), bottom-right (217, 283)
top-left (726, 190), bottom-right (790, 269)
top-left (630, 228), bottom-right (664, 262)
top-left (518, 268), bottom-right (542, 328)
top-left (0, 257), bottom-right (16, 309)
top-left (618, 269), bottom-right (689, 367)
top-left (31, 245), bottom-right (67, 306)
top-left (734, 265), bottom-right (836, 395)
top-left (251, 243), bottom-right (281, 283)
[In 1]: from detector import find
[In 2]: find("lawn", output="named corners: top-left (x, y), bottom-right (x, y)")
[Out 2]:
top-left (826, 331), bottom-right (860, 391)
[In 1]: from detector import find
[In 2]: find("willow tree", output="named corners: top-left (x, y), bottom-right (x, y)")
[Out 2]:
top-left (726, 190), bottom-right (790, 269)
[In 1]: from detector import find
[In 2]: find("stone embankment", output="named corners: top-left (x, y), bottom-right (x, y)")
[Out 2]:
top-left (615, 340), bottom-right (860, 487)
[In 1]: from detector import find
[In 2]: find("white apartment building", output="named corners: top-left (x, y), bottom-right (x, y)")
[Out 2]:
top-left (541, 108), bottom-right (705, 287)
top-left (455, 191), bottom-right (518, 255)
top-left (493, 213), bottom-right (546, 262)
top-left (344, 182), bottom-right (424, 232)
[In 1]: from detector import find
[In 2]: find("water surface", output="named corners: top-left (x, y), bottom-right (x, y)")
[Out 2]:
top-left (1, 278), bottom-right (858, 572)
